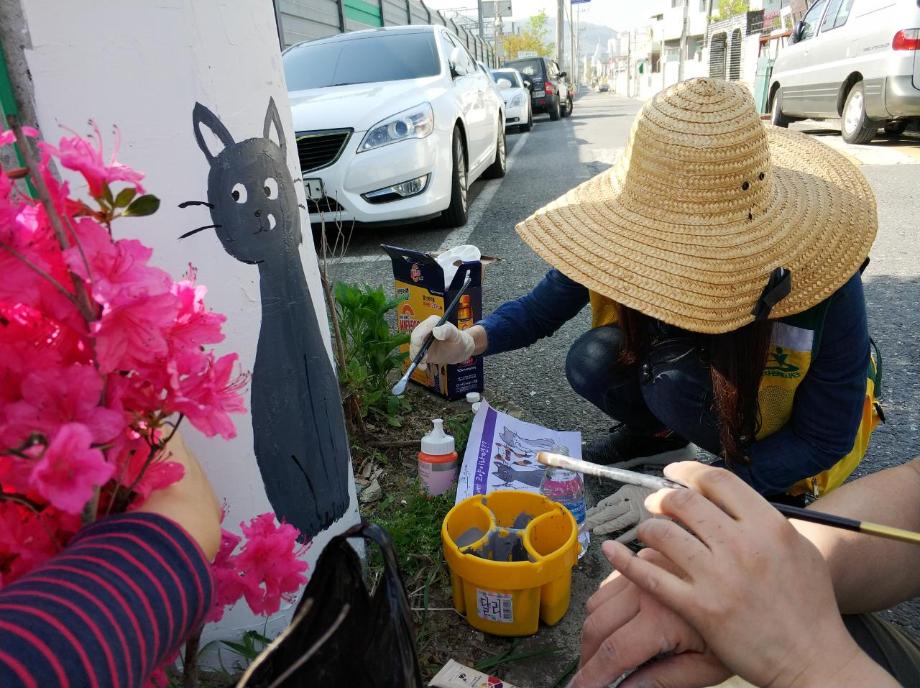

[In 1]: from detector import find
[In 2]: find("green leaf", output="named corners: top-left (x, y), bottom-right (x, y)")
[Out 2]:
top-left (101, 183), bottom-right (115, 206)
top-left (114, 187), bottom-right (138, 208)
top-left (124, 194), bottom-right (161, 217)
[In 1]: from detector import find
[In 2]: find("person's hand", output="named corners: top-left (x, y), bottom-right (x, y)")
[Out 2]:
top-left (584, 484), bottom-right (652, 542)
top-left (573, 547), bottom-right (731, 688)
top-left (136, 432), bottom-right (222, 561)
top-left (409, 316), bottom-right (475, 365)
top-left (602, 462), bottom-right (895, 688)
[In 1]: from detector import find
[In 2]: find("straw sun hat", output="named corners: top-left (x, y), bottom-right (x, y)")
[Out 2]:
top-left (516, 77), bottom-right (877, 334)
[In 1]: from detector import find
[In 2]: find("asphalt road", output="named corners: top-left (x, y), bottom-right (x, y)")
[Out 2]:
top-left (328, 91), bottom-right (920, 679)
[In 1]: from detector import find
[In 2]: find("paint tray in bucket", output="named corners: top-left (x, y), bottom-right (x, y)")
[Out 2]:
top-left (441, 490), bottom-right (579, 637)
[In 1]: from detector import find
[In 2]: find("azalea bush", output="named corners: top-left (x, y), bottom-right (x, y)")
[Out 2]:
top-left (0, 123), bottom-right (308, 685)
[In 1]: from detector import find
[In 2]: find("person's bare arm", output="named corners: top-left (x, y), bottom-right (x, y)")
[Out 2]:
top-left (136, 432), bottom-right (222, 561)
top-left (794, 457), bottom-right (920, 614)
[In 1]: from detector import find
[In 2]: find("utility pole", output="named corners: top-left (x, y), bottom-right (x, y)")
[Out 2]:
top-left (494, 0), bottom-right (502, 62)
top-left (570, 0), bottom-right (575, 81)
top-left (557, 0), bottom-right (564, 65)
top-left (678, 0), bottom-right (690, 81)
top-left (627, 30), bottom-right (632, 97)
top-left (477, 0), bottom-right (484, 39)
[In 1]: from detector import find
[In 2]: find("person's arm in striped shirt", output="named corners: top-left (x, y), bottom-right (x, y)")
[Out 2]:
top-left (0, 433), bottom-right (221, 688)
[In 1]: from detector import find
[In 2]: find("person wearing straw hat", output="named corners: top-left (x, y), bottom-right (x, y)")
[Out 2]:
top-left (411, 78), bottom-right (882, 505)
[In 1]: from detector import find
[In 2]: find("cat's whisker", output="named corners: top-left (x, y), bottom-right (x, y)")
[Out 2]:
top-left (179, 224), bottom-right (221, 239)
top-left (178, 200), bottom-right (215, 209)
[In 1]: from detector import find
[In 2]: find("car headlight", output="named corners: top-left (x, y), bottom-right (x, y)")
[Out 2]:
top-left (511, 94), bottom-right (525, 106)
top-left (357, 103), bottom-right (434, 153)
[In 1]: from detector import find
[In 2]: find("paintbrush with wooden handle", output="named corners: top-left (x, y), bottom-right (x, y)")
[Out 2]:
top-left (537, 452), bottom-right (920, 546)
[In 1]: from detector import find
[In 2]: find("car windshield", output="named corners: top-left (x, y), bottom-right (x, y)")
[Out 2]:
top-left (283, 32), bottom-right (440, 90)
top-left (504, 59), bottom-right (542, 78)
top-left (491, 70), bottom-right (519, 86)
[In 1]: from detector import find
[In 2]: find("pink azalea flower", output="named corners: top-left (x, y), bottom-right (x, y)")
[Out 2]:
top-left (0, 126), bottom-right (39, 147)
top-left (3, 365), bottom-right (124, 447)
top-left (236, 514), bottom-right (309, 616)
top-left (171, 353), bottom-right (248, 439)
top-left (170, 279), bottom-right (226, 352)
top-left (0, 500), bottom-right (74, 586)
top-left (45, 123), bottom-right (145, 199)
top-left (30, 423), bottom-right (115, 515)
top-left (206, 515), bottom-right (308, 622)
top-left (92, 291), bottom-right (179, 373)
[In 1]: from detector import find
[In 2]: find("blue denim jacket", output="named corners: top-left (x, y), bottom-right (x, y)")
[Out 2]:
top-left (480, 269), bottom-right (869, 494)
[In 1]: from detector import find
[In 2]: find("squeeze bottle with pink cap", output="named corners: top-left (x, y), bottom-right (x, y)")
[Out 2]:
top-left (418, 419), bottom-right (459, 496)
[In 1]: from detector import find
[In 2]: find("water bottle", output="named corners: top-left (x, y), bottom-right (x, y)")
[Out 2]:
top-left (539, 465), bottom-right (590, 558)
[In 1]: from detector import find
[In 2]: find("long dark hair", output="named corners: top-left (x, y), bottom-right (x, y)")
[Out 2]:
top-left (618, 305), bottom-right (774, 464)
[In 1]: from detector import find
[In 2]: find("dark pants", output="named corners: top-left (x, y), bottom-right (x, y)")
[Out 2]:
top-left (844, 614), bottom-right (920, 685)
top-left (564, 324), bottom-right (722, 455)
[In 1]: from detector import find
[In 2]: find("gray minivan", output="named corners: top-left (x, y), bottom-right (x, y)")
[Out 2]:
top-left (769, 0), bottom-right (920, 143)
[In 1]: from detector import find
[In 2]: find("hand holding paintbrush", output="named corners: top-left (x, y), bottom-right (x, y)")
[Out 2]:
top-left (537, 452), bottom-right (920, 545)
top-left (568, 456), bottom-right (911, 688)
top-left (392, 275), bottom-right (472, 397)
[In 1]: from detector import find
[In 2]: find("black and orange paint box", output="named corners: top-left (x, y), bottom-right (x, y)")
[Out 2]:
top-left (382, 244), bottom-right (492, 401)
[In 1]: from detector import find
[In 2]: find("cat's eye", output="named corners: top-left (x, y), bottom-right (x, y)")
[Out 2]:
top-left (231, 183), bottom-right (247, 204)
top-left (263, 178), bottom-right (278, 200)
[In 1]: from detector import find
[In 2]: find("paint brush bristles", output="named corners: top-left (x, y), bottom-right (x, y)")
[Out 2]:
top-left (537, 452), bottom-right (686, 491)
top-left (536, 452), bottom-right (920, 547)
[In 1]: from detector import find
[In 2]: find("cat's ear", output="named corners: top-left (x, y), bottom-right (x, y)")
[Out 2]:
top-left (263, 97), bottom-right (287, 159)
top-left (193, 102), bottom-right (235, 165)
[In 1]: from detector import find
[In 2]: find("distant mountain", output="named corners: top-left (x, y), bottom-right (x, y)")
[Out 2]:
top-left (507, 15), bottom-right (616, 61)
top-left (572, 21), bottom-right (618, 58)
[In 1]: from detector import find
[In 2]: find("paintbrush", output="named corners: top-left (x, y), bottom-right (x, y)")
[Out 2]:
top-left (536, 452), bottom-right (920, 546)
top-left (391, 274), bottom-right (473, 397)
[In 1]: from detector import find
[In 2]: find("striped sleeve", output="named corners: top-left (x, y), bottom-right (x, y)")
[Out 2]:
top-left (0, 512), bottom-right (215, 688)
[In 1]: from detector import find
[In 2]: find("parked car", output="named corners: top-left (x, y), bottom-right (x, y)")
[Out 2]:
top-left (491, 68), bottom-right (533, 132)
top-left (282, 26), bottom-right (506, 229)
top-left (768, 0), bottom-right (920, 144)
top-left (503, 56), bottom-right (572, 121)
top-left (597, 83), bottom-right (610, 93)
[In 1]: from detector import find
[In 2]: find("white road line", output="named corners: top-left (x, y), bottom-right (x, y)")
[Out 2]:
top-left (333, 131), bottom-right (530, 264)
top-left (437, 129), bottom-right (530, 252)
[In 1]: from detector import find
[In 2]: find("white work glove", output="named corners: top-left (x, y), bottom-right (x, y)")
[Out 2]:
top-left (584, 484), bottom-right (653, 544)
top-left (409, 315), bottom-right (476, 365)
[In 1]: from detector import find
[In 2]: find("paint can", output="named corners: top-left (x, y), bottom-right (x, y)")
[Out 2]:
top-left (419, 419), bottom-right (458, 496)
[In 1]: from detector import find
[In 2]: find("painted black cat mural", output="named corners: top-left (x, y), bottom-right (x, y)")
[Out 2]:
top-left (184, 98), bottom-right (350, 539)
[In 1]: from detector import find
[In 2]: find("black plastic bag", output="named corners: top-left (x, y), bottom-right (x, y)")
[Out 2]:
top-left (237, 521), bottom-right (423, 688)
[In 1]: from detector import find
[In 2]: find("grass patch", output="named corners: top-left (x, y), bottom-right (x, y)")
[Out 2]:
top-left (368, 482), bottom-right (455, 585)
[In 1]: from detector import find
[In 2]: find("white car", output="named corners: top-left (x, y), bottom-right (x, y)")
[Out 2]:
top-left (491, 68), bottom-right (533, 132)
top-left (769, 0), bottom-right (920, 144)
top-left (283, 26), bottom-right (506, 228)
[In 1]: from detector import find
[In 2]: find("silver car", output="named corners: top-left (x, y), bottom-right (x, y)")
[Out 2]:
top-left (769, 0), bottom-right (920, 143)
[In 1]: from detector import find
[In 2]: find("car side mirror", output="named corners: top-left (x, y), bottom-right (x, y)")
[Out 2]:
top-left (449, 47), bottom-right (465, 78)
top-left (496, 78), bottom-right (513, 89)
top-left (790, 20), bottom-right (803, 44)
top-left (558, 71), bottom-right (567, 78)
top-left (523, 79), bottom-right (533, 90)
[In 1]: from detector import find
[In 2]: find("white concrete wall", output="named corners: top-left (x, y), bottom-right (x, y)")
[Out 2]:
top-left (18, 0), bottom-right (360, 641)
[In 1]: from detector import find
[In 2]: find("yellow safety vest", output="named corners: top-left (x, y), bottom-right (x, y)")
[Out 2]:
top-left (588, 291), bottom-right (883, 497)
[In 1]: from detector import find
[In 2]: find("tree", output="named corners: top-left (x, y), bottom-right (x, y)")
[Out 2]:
top-left (502, 10), bottom-right (554, 60)
top-left (712, 0), bottom-right (750, 21)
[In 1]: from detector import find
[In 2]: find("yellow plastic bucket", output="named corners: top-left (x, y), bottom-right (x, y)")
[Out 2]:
top-left (441, 490), bottom-right (579, 636)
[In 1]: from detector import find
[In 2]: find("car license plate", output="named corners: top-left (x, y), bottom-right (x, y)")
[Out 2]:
top-left (533, 90), bottom-right (545, 98)
top-left (304, 178), bottom-right (324, 201)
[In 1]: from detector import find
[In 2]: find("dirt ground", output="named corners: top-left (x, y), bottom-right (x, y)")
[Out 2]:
top-left (354, 383), bottom-right (595, 688)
